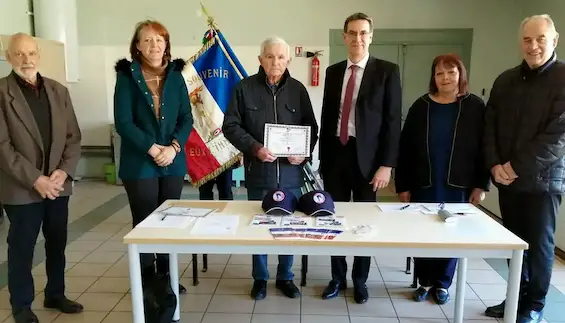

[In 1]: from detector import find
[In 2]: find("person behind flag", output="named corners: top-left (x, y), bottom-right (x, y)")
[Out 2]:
top-left (198, 157), bottom-right (242, 200)
top-left (222, 36), bottom-right (319, 300)
top-left (113, 20), bottom-right (193, 293)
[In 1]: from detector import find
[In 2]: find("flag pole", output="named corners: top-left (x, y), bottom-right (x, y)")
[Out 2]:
top-left (200, 2), bottom-right (219, 31)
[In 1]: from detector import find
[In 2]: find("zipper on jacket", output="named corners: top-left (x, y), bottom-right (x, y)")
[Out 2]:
top-left (446, 98), bottom-right (466, 188)
top-left (273, 93), bottom-right (280, 187)
top-left (425, 100), bottom-right (432, 188)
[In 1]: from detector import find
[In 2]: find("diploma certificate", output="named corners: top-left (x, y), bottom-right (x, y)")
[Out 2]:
top-left (264, 123), bottom-right (311, 157)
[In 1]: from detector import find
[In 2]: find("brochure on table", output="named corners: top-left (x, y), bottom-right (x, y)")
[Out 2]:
top-left (250, 214), bottom-right (346, 241)
top-left (250, 214), bottom-right (345, 227)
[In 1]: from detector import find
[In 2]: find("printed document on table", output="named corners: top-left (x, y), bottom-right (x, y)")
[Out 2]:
top-left (376, 203), bottom-right (423, 212)
top-left (159, 206), bottom-right (215, 217)
top-left (190, 215), bottom-right (239, 235)
top-left (136, 213), bottom-right (196, 229)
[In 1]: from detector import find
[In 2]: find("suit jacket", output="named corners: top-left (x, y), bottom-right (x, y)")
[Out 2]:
top-left (0, 73), bottom-right (82, 205)
top-left (319, 56), bottom-right (402, 180)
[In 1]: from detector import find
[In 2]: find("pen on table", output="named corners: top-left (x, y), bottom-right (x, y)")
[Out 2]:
top-left (399, 204), bottom-right (410, 210)
top-left (160, 213), bottom-right (167, 221)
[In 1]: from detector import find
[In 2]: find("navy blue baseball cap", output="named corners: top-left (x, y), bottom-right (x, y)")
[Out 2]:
top-left (298, 190), bottom-right (335, 216)
top-left (261, 189), bottom-right (298, 215)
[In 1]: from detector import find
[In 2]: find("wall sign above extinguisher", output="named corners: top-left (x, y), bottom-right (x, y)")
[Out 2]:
top-left (306, 50), bottom-right (323, 87)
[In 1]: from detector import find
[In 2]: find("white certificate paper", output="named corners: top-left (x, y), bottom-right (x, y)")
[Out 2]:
top-left (264, 123), bottom-right (311, 157)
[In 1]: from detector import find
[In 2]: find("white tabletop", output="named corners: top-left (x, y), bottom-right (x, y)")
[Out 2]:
top-left (122, 200), bottom-right (528, 250)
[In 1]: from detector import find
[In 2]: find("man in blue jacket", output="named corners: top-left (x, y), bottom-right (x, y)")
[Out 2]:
top-left (222, 36), bottom-right (318, 300)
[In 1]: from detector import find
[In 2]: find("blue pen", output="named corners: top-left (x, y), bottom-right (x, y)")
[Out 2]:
top-left (399, 204), bottom-right (410, 210)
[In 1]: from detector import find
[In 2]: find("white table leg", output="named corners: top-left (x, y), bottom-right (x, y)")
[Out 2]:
top-left (128, 244), bottom-right (145, 323)
top-left (504, 249), bottom-right (524, 323)
top-left (169, 252), bottom-right (181, 322)
top-left (454, 257), bottom-right (467, 323)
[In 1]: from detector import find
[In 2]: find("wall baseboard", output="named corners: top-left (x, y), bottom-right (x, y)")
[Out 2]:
top-left (478, 205), bottom-right (564, 262)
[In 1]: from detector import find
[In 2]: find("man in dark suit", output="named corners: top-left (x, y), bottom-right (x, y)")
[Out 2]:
top-left (319, 13), bottom-right (402, 304)
top-left (0, 33), bottom-right (83, 323)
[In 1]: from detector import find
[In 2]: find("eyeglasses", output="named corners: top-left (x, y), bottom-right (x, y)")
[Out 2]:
top-left (346, 31), bottom-right (372, 38)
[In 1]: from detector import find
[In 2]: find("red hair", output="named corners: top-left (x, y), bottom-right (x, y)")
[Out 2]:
top-left (129, 20), bottom-right (171, 64)
top-left (428, 54), bottom-right (468, 95)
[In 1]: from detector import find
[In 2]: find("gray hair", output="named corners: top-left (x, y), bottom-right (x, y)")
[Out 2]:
top-left (520, 14), bottom-right (558, 37)
top-left (260, 36), bottom-right (290, 58)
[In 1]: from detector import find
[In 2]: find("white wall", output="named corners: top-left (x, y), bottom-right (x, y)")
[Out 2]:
top-left (69, 0), bottom-right (523, 147)
top-left (0, 0), bottom-right (31, 35)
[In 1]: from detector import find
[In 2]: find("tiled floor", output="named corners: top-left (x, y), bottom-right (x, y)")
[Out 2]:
top-left (0, 181), bottom-right (564, 323)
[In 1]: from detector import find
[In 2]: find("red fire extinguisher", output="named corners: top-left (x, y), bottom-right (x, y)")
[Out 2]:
top-left (307, 50), bottom-right (323, 87)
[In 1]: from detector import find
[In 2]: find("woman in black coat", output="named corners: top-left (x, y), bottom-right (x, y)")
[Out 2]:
top-left (395, 53), bottom-right (490, 305)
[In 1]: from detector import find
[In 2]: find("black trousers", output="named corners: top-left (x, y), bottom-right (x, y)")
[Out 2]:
top-left (123, 176), bottom-right (184, 275)
top-left (415, 258), bottom-right (457, 289)
top-left (498, 188), bottom-right (561, 312)
top-left (3, 196), bottom-right (70, 312)
top-left (323, 137), bottom-right (376, 286)
top-left (199, 169), bottom-right (234, 200)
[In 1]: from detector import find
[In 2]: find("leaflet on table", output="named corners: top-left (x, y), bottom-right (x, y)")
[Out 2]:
top-left (250, 214), bottom-right (343, 227)
top-left (250, 214), bottom-right (282, 226)
top-left (249, 214), bottom-right (312, 227)
top-left (315, 215), bottom-right (345, 226)
top-left (281, 216), bottom-right (311, 227)
top-left (269, 227), bottom-right (344, 240)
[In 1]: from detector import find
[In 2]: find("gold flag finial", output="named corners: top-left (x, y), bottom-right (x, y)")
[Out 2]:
top-left (200, 2), bottom-right (218, 30)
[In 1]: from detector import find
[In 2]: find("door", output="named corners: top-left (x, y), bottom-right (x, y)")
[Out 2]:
top-left (400, 44), bottom-right (465, 120)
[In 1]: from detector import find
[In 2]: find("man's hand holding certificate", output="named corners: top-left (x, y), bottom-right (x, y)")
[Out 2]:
top-left (264, 123), bottom-right (311, 158)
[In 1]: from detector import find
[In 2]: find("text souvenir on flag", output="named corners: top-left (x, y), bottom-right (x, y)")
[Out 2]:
top-left (182, 28), bottom-right (248, 186)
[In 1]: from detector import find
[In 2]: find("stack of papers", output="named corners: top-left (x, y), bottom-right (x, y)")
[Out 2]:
top-left (135, 206), bottom-right (217, 229)
top-left (159, 206), bottom-right (216, 217)
top-left (269, 228), bottom-right (344, 240)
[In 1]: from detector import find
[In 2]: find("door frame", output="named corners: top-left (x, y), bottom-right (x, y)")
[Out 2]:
top-left (329, 28), bottom-right (474, 81)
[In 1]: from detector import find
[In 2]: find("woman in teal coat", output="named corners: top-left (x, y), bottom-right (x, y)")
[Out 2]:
top-left (113, 20), bottom-right (193, 292)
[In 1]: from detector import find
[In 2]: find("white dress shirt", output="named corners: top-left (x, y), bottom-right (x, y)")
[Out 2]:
top-left (336, 54), bottom-right (369, 138)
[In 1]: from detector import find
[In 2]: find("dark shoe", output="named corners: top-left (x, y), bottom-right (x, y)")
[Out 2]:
top-left (179, 284), bottom-right (187, 294)
top-left (251, 280), bottom-right (267, 300)
top-left (276, 280), bottom-right (301, 298)
top-left (485, 301), bottom-right (505, 318)
top-left (412, 286), bottom-right (430, 302)
top-left (517, 310), bottom-right (544, 323)
top-left (353, 284), bottom-right (369, 304)
top-left (43, 296), bottom-right (84, 314)
top-left (322, 280), bottom-right (346, 299)
top-left (434, 288), bottom-right (450, 305)
top-left (13, 308), bottom-right (38, 323)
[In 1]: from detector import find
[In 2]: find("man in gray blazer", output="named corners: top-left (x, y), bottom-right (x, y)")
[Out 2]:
top-left (0, 33), bottom-right (83, 323)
